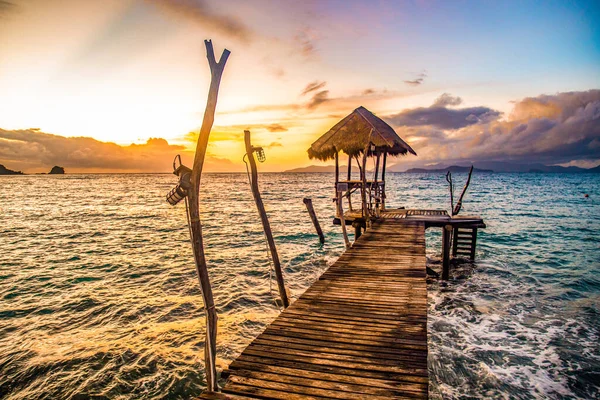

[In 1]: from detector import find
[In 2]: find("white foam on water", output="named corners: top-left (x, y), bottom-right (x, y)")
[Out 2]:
top-left (427, 260), bottom-right (597, 399)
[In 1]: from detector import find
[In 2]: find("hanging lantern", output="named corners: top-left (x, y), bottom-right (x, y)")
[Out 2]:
top-left (253, 146), bottom-right (266, 163)
top-left (166, 155), bottom-right (193, 206)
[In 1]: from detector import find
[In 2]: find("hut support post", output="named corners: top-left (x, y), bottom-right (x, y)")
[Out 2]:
top-left (374, 153), bottom-right (381, 212)
top-left (303, 198), bottom-right (325, 244)
top-left (334, 151), bottom-right (339, 186)
top-left (442, 225), bottom-right (452, 280)
top-left (244, 130), bottom-right (290, 309)
top-left (337, 190), bottom-right (351, 248)
top-left (334, 151), bottom-right (339, 199)
top-left (187, 40), bottom-right (229, 393)
top-left (347, 154), bottom-right (352, 211)
top-left (360, 144), bottom-right (369, 225)
top-left (381, 152), bottom-right (387, 210)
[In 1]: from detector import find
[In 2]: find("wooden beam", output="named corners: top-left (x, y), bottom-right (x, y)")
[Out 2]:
top-left (244, 130), bottom-right (290, 309)
top-left (187, 39), bottom-right (230, 393)
top-left (303, 198), bottom-right (325, 244)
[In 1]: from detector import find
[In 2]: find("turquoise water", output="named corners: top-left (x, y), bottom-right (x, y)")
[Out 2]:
top-left (0, 172), bottom-right (598, 399)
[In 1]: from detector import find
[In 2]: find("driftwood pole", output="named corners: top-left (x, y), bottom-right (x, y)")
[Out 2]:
top-left (187, 40), bottom-right (230, 393)
top-left (453, 165), bottom-right (474, 216)
top-left (446, 171), bottom-right (454, 214)
top-left (244, 130), bottom-right (290, 309)
top-left (303, 198), bottom-right (325, 244)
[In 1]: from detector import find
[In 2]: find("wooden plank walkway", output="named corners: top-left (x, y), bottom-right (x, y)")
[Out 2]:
top-left (201, 220), bottom-right (428, 399)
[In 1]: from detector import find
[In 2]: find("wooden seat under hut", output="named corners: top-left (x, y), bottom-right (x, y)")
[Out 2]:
top-left (308, 106), bottom-right (417, 236)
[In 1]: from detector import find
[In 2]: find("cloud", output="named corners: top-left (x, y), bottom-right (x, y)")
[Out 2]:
top-left (404, 78), bottom-right (424, 86)
top-left (0, 128), bottom-right (233, 173)
top-left (148, 0), bottom-right (253, 42)
top-left (0, 0), bottom-right (14, 17)
top-left (362, 89), bottom-right (375, 95)
top-left (307, 90), bottom-right (330, 110)
top-left (266, 142), bottom-right (283, 148)
top-left (404, 71), bottom-right (427, 86)
top-left (433, 93), bottom-right (463, 107)
top-left (388, 102), bottom-right (502, 130)
top-left (388, 90), bottom-right (600, 165)
top-left (266, 124), bottom-right (288, 133)
top-left (301, 81), bottom-right (327, 96)
top-left (294, 27), bottom-right (319, 59)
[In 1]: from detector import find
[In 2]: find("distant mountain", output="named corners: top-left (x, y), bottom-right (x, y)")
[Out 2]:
top-left (285, 165), bottom-right (351, 173)
top-left (405, 166), bottom-right (493, 173)
top-left (49, 166), bottom-right (65, 174)
top-left (0, 164), bottom-right (23, 175)
top-left (390, 161), bottom-right (600, 173)
top-left (288, 162), bottom-right (600, 174)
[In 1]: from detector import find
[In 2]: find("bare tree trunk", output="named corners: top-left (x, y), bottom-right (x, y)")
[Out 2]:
top-left (446, 171), bottom-right (454, 214)
top-left (187, 40), bottom-right (230, 393)
top-left (452, 165), bottom-right (474, 216)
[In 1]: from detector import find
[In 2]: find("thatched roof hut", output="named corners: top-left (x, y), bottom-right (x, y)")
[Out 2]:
top-left (307, 106), bottom-right (417, 219)
top-left (308, 106), bottom-right (417, 161)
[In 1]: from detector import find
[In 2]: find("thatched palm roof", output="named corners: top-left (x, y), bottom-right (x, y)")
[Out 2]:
top-left (308, 106), bottom-right (417, 161)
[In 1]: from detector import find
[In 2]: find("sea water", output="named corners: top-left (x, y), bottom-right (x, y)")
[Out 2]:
top-left (0, 172), bottom-right (598, 399)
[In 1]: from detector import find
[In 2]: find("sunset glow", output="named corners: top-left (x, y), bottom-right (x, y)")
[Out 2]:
top-left (0, 0), bottom-right (599, 172)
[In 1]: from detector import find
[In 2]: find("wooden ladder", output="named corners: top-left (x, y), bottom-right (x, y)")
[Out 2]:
top-left (452, 227), bottom-right (477, 260)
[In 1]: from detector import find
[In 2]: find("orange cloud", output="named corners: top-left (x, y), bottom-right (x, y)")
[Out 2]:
top-left (0, 128), bottom-right (233, 173)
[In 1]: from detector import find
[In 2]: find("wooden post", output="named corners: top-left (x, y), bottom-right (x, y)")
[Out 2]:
top-left (374, 153), bottom-right (381, 212)
top-left (360, 143), bottom-right (369, 224)
top-left (334, 151), bottom-right (339, 200)
top-left (470, 228), bottom-right (478, 260)
top-left (347, 154), bottom-right (352, 180)
top-left (186, 40), bottom-right (229, 393)
top-left (381, 152), bottom-right (387, 209)
top-left (244, 130), bottom-right (290, 309)
top-left (334, 151), bottom-right (339, 187)
top-left (303, 198), bottom-right (325, 244)
top-left (452, 227), bottom-right (459, 257)
top-left (441, 225), bottom-right (452, 280)
top-left (353, 222), bottom-right (362, 239)
top-left (347, 154), bottom-right (353, 211)
top-left (337, 190), bottom-right (350, 248)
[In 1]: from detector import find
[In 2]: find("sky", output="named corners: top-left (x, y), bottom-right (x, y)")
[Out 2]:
top-left (0, 0), bottom-right (599, 173)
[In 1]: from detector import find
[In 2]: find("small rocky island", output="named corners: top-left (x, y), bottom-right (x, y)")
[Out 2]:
top-left (0, 164), bottom-right (24, 175)
top-left (49, 166), bottom-right (65, 174)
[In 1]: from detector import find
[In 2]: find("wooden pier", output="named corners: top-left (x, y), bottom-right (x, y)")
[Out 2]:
top-left (201, 219), bottom-right (430, 399)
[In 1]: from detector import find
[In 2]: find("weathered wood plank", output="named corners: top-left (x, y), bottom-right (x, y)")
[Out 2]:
top-left (217, 220), bottom-right (429, 399)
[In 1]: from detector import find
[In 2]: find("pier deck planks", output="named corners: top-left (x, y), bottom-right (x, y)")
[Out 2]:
top-left (201, 220), bottom-right (428, 399)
